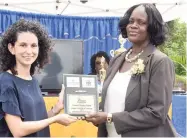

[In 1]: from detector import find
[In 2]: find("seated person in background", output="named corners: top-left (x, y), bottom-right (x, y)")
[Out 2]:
top-left (89, 51), bottom-right (110, 81)
top-left (88, 51), bottom-right (110, 94)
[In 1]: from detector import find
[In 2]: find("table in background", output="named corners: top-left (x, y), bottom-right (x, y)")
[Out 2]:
top-left (44, 97), bottom-right (97, 137)
top-left (43, 94), bottom-right (185, 137)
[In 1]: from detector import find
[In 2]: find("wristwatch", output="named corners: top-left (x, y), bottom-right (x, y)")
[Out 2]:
top-left (107, 113), bottom-right (113, 123)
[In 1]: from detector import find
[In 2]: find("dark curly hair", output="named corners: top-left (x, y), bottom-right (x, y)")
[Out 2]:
top-left (0, 19), bottom-right (52, 75)
top-left (119, 3), bottom-right (167, 46)
top-left (90, 51), bottom-right (110, 74)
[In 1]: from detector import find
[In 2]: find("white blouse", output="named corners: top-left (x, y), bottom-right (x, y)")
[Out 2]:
top-left (104, 70), bottom-right (131, 137)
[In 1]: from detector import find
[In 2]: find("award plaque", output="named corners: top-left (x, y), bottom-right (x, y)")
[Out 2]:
top-left (63, 74), bottom-right (99, 116)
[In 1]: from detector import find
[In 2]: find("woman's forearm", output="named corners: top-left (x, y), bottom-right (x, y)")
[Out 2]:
top-left (5, 114), bottom-right (57, 137)
top-left (20, 116), bottom-right (57, 136)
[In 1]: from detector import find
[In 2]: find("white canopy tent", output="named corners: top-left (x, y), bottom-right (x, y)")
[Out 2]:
top-left (0, 0), bottom-right (186, 22)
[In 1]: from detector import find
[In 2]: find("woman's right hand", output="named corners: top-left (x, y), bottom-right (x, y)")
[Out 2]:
top-left (55, 114), bottom-right (77, 126)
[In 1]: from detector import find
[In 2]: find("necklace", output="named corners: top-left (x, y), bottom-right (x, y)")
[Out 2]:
top-left (125, 49), bottom-right (144, 63)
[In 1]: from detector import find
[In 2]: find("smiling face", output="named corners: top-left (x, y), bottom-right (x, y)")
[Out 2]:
top-left (8, 32), bottom-right (39, 68)
top-left (126, 5), bottom-right (149, 44)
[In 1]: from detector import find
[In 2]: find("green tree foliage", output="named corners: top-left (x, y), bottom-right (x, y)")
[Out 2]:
top-left (159, 19), bottom-right (186, 90)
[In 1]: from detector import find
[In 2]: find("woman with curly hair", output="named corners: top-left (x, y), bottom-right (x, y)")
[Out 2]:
top-left (0, 19), bottom-right (76, 137)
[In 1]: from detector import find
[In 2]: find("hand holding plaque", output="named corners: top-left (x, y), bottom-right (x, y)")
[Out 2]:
top-left (55, 113), bottom-right (77, 126)
top-left (63, 74), bottom-right (99, 117)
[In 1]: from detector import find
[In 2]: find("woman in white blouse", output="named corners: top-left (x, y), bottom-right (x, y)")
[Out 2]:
top-left (85, 3), bottom-right (177, 137)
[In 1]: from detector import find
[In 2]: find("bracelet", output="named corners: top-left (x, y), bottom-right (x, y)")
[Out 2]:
top-left (51, 106), bottom-right (57, 115)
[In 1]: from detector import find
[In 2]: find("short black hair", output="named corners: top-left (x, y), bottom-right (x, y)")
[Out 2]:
top-left (90, 51), bottom-right (110, 74)
top-left (119, 3), bottom-right (167, 46)
top-left (0, 19), bottom-right (52, 75)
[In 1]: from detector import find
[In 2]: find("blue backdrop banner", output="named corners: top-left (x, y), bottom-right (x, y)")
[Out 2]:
top-left (172, 94), bottom-right (186, 137)
top-left (0, 10), bottom-right (133, 74)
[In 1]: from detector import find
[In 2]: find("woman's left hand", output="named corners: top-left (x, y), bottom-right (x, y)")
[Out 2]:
top-left (85, 112), bottom-right (107, 126)
top-left (52, 84), bottom-right (65, 114)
